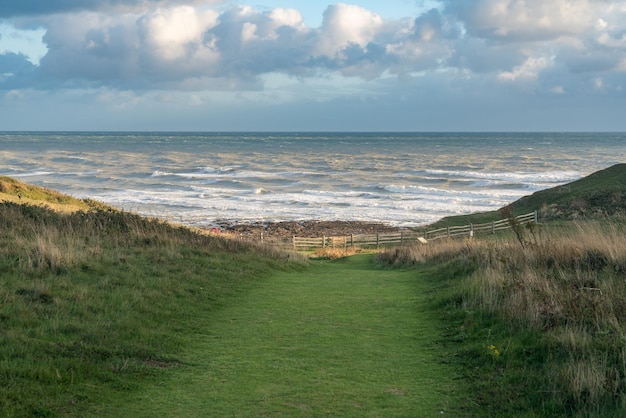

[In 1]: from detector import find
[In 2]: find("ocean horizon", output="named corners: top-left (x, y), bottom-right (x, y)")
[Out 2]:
top-left (2, 131), bottom-right (624, 228)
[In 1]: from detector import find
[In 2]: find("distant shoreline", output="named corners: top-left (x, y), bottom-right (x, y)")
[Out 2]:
top-left (219, 220), bottom-right (408, 241)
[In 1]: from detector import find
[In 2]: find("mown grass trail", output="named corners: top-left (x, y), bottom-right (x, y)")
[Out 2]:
top-left (100, 254), bottom-right (462, 417)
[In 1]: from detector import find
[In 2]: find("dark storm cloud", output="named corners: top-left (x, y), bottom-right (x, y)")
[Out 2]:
top-left (0, 52), bottom-right (35, 74)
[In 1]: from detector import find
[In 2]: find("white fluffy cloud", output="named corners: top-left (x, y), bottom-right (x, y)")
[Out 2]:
top-left (316, 3), bottom-right (384, 55)
top-left (140, 6), bottom-right (218, 60)
top-left (0, 0), bottom-right (626, 89)
top-left (445, 0), bottom-right (604, 41)
top-left (0, 0), bottom-right (625, 105)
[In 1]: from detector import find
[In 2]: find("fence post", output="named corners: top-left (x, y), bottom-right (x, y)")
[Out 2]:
top-left (376, 233), bottom-right (380, 250)
top-left (400, 231), bottom-right (404, 245)
top-left (292, 235), bottom-right (296, 251)
top-left (469, 224), bottom-right (474, 239)
top-left (534, 210), bottom-right (538, 224)
top-left (492, 220), bottom-right (495, 234)
top-left (323, 235), bottom-right (326, 248)
top-left (447, 227), bottom-right (450, 238)
top-left (350, 234), bottom-right (354, 247)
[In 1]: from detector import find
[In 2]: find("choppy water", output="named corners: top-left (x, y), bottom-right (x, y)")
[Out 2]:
top-left (1, 132), bottom-right (624, 227)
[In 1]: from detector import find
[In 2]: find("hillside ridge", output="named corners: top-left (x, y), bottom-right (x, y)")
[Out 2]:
top-left (430, 163), bottom-right (626, 228)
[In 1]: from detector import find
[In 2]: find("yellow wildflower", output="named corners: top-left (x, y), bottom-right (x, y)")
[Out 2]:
top-left (488, 344), bottom-right (500, 357)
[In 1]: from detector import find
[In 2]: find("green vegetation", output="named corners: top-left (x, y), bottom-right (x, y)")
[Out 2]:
top-left (3, 163), bottom-right (626, 417)
top-left (428, 163), bottom-right (626, 228)
top-left (101, 255), bottom-right (464, 416)
top-left (0, 178), bottom-right (462, 416)
top-left (376, 164), bottom-right (626, 416)
top-left (0, 200), bottom-right (304, 416)
top-left (380, 220), bottom-right (626, 416)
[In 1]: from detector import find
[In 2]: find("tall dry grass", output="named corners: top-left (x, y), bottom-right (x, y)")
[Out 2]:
top-left (0, 202), bottom-right (304, 275)
top-left (379, 221), bottom-right (626, 413)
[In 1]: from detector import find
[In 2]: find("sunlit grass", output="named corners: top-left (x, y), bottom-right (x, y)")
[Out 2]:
top-left (99, 255), bottom-right (464, 417)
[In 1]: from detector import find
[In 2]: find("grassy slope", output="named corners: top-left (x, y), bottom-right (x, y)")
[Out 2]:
top-left (429, 163), bottom-right (626, 228)
top-left (0, 199), bottom-right (304, 416)
top-left (0, 178), bottom-right (463, 416)
top-left (99, 255), bottom-right (465, 417)
top-left (417, 226), bottom-right (626, 417)
top-left (0, 176), bottom-right (106, 213)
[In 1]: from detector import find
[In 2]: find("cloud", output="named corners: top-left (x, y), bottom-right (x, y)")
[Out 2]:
top-left (208, 6), bottom-right (314, 77)
top-left (315, 3), bottom-right (384, 55)
top-left (443, 0), bottom-right (606, 42)
top-left (0, 52), bottom-right (35, 72)
top-left (0, 0), bottom-right (624, 105)
top-left (140, 6), bottom-right (218, 60)
top-left (0, 0), bottom-right (218, 18)
top-left (497, 55), bottom-right (552, 82)
top-left (23, 5), bottom-right (317, 89)
top-left (0, 52), bottom-right (37, 87)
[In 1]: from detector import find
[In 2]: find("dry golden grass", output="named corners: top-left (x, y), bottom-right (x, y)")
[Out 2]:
top-left (0, 176), bottom-right (97, 213)
top-left (378, 236), bottom-right (486, 266)
top-left (311, 246), bottom-right (364, 259)
top-left (0, 192), bottom-right (89, 213)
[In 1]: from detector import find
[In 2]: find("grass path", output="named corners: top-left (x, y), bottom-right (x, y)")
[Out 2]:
top-left (101, 255), bottom-right (462, 416)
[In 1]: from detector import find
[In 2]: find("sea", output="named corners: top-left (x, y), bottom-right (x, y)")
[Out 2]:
top-left (1, 132), bottom-right (624, 228)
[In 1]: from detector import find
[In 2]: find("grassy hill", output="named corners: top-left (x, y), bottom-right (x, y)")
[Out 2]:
top-left (0, 176), bottom-right (107, 212)
top-left (0, 179), bottom-right (305, 416)
top-left (429, 163), bottom-right (626, 228)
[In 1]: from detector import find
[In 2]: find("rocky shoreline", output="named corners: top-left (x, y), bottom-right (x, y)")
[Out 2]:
top-left (217, 220), bottom-right (412, 241)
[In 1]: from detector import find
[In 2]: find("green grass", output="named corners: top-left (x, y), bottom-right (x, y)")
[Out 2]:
top-left (380, 219), bottom-right (626, 417)
top-left (0, 202), bottom-right (304, 416)
top-left (97, 255), bottom-right (465, 416)
top-left (428, 163), bottom-right (626, 228)
top-left (0, 199), bottom-right (465, 416)
top-left (5, 164), bottom-right (626, 416)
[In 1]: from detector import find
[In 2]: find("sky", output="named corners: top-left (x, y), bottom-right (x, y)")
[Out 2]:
top-left (0, 0), bottom-right (625, 131)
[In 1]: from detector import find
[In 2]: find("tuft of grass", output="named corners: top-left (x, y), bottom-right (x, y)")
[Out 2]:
top-left (310, 246), bottom-right (364, 260)
top-left (379, 219), bottom-right (626, 416)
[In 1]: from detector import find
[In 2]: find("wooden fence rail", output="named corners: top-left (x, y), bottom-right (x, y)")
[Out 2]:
top-left (292, 211), bottom-right (538, 250)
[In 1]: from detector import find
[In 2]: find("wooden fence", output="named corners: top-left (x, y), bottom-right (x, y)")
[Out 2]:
top-left (292, 211), bottom-right (538, 250)
top-left (424, 211), bottom-right (538, 241)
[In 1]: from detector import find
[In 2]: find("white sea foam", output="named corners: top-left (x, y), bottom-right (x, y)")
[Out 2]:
top-left (423, 169), bottom-right (580, 184)
top-left (2, 132), bottom-right (623, 227)
top-left (12, 171), bottom-right (55, 177)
